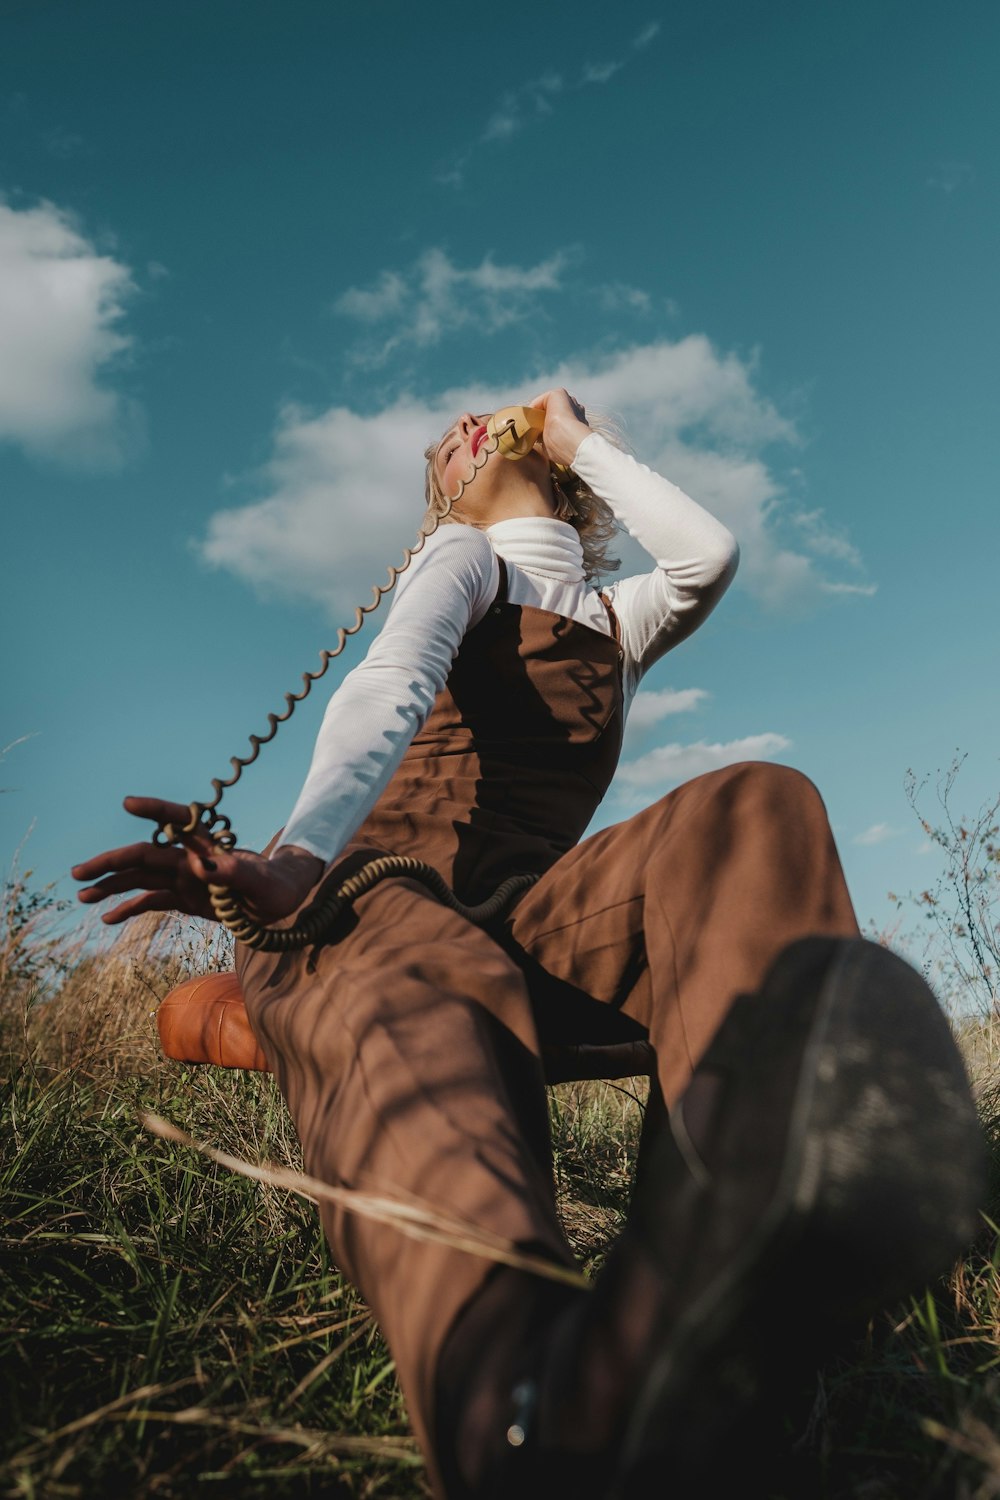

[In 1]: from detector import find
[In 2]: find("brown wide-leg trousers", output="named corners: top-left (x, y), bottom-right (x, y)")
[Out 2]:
top-left (237, 762), bottom-right (858, 1480)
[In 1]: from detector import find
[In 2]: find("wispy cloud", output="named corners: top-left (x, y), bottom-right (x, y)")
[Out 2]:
top-left (334, 270), bottom-right (407, 322)
top-left (582, 61), bottom-right (623, 85)
top-left (41, 126), bottom-right (90, 160)
top-left (788, 511), bottom-right (873, 595)
top-left (926, 160), bottom-right (974, 194)
top-left (580, 22), bottom-right (660, 86)
top-left (439, 23), bottom-right (662, 186)
top-left (437, 74), bottom-right (564, 183)
top-left (790, 508), bottom-right (863, 567)
top-left (626, 687), bottom-right (709, 731)
top-left (614, 733), bottom-right (792, 792)
top-left (820, 580), bottom-right (878, 597)
top-left (483, 73), bottom-right (563, 143)
top-left (632, 21), bottom-right (661, 49)
top-left (854, 822), bottom-right (903, 846)
top-left (333, 248), bottom-right (570, 363)
top-left (597, 281), bottom-right (657, 314)
top-left (0, 196), bottom-right (142, 466)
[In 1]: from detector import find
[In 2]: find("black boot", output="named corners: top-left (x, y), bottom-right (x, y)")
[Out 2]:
top-left (614, 937), bottom-right (986, 1493)
top-left (440, 939), bottom-right (986, 1499)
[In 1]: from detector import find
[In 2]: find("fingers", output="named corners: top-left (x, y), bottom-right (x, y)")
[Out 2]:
top-left (122, 795), bottom-right (199, 827)
top-left (71, 841), bottom-right (185, 883)
top-left (77, 857), bottom-right (215, 922)
top-left (528, 387), bottom-right (584, 410)
top-left (72, 794), bottom-right (269, 932)
top-left (70, 791), bottom-right (244, 928)
top-left (72, 845), bottom-right (231, 913)
top-left (528, 389), bottom-right (588, 435)
top-left (120, 796), bottom-right (230, 871)
top-left (72, 794), bottom-right (228, 889)
top-left (523, 388), bottom-right (590, 469)
top-left (98, 890), bottom-right (185, 925)
top-left (76, 866), bottom-right (185, 903)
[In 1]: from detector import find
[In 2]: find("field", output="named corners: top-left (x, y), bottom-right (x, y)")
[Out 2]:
top-left (1, 908), bottom-right (998, 1499)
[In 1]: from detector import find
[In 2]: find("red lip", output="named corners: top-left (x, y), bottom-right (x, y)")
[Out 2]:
top-left (471, 425), bottom-right (488, 456)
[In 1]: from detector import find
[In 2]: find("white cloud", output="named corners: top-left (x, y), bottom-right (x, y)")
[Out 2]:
top-left (854, 822), bottom-right (903, 846)
top-left (0, 197), bottom-right (140, 465)
top-left (543, 338), bottom-right (795, 448)
top-left (334, 270), bottom-right (407, 322)
top-left (198, 333), bottom-right (869, 614)
top-left (439, 26), bottom-right (660, 185)
top-left (582, 61), bottom-right (624, 85)
top-left (626, 687), bottom-right (708, 730)
top-left (614, 733), bottom-right (792, 791)
top-left (581, 23), bottom-right (661, 89)
top-left (482, 73), bottom-right (563, 144)
top-left (633, 21), bottom-right (661, 49)
top-left (597, 281), bottom-right (654, 314)
top-left (200, 394), bottom-right (461, 607)
top-left (42, 126), bottom-right (89, 160)
top-left (791, 508), bottom-right (863, 567)
top-left (334, 248), bottom-right (569, 362)
top-left (926, 161), bottom-right (974, 194)
top-left (819, 580), bottom-right (878, 597)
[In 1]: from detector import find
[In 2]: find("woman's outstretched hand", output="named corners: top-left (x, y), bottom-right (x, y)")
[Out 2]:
top-left (71, 796), bottom-right (324, 927)
top-left (528, 387), bottom-right (593, 468)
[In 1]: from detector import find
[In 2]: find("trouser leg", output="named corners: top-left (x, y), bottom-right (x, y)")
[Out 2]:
top-left (507, 761), bottom-right (859, 1105)
top-left (237, 874), bottom-right (581, 1492)
top-left (239, 764), bottom-right (860, 1494)
top-left (438, 763), bottom-right (861, 1491)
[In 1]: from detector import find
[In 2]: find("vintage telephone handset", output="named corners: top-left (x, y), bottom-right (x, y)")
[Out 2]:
top-left (155, 407), bottom-right (555, 950)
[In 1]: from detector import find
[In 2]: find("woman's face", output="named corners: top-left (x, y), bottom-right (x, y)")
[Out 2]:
top-left (434, 408), bottom-right (551, 514)
top-left (434, 411), bottom-right (493, 500)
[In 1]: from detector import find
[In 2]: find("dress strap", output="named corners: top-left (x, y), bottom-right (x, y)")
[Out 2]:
top-left (494, 555), bottom-right (509, 606)
top-left (599, 590), bottom-right (622, 644)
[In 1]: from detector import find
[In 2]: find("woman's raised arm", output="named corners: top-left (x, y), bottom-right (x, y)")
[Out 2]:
top-left (573, 435), bottom-right (739, 690)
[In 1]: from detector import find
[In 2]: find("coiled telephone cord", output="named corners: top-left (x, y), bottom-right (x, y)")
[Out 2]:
top-left (210, 859), bottom-right (539, 952)
top-left (154, 418), bottom-right (538, 949)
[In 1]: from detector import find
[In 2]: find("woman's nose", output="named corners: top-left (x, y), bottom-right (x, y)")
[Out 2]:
top-left (457, 412), bottom-right (479, 438)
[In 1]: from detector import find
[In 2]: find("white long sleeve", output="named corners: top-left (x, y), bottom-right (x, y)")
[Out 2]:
top-left (575, 434), bottom-right (740, 700)
top-left (277, 433), bottom-right (738, 862)
top-left (277, 525), bottom-right (498, 860)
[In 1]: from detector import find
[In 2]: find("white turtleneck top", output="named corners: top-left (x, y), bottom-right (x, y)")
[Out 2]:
top-left (277, 433), bottom-right (739, 862)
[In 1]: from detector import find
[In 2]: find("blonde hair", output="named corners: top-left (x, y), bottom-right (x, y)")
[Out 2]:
top-left (422, 412), bottom-right (624, 583)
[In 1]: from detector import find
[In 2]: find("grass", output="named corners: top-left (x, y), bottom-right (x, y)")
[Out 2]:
top-left (1, 908), bottom-right (999, 1498)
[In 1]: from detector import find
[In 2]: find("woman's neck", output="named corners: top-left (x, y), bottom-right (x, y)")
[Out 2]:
top-left (451, 452), bottom-right (556, 528)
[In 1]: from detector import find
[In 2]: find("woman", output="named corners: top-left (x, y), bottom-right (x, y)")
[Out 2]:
top-left (74, 389), bottom-right (983, 1498)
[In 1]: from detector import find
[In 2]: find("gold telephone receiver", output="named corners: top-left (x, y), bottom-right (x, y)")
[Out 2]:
top-left (488, 405), bottom-right (546, 459)
top-left (157, 400), bottom-right (566, 948)
top-left (488, 406), bottom-right (570, 473)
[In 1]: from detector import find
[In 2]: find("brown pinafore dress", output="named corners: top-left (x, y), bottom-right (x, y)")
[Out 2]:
top-left (236, 560), bottom-right (627, 1456)
top-left (353, 558), bottom-right (625, 901)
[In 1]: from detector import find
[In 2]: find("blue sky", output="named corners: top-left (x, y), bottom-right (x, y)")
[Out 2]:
top-left (2, 0), bottom-right (997, 946)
